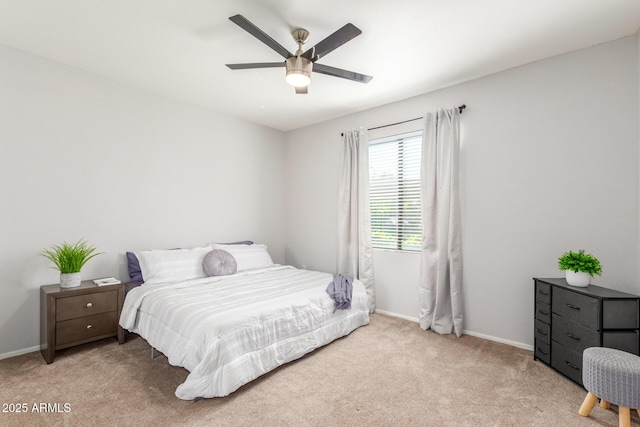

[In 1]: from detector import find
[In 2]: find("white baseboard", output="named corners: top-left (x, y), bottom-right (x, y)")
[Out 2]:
top-left (0, 345), bottom-right (41, 361)
top-left (462, 330), bottom-right (533, 351)
top-left (374, 309), bottom-right (534, 351)
top-left (375, 309), bottom-right (419, 323)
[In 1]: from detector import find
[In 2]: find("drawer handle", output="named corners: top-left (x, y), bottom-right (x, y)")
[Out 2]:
top-left (536, 347), bottom-right (548, 355)
top-left (86, 324), bottom-right (92, 330)
top-left (535, 328), bottom-right (547, 336)
top-left (566, 361), bottom-right (581, 371)
top-left (566, 332), bottom-right (581, 341)
top-left (538, 290), bottom-right (549, 296)
top-left (537, 309), bottom-right (549, 316)
top-left (566, 303), bottom-right (581, 311)
top-left (86, 302), bottom-right (93, 308)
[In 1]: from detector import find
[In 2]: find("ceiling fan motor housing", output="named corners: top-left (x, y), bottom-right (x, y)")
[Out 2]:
top-left (285, 28), bottom-right (312, 87)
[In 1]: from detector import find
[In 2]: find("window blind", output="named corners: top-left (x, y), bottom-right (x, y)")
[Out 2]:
top-left (369, 131), bottom-right (422, 251)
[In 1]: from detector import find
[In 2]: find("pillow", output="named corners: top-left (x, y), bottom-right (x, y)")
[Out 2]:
top-left (134, 247), bottom-right (211, 285)
top-left (203, 250), bottom-right (237, 276)
top-left (126, 242), bottom-right (252, 282)
top-left (126, 252), bottom-right (143, 282)
top-left (211, 243), bottom-right (273, 272)
top-left (127, 249), bottom-right (181, 282)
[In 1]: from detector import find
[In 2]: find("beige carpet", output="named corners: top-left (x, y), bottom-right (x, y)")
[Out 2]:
top-left (0, 313), bottom-right (634, 426)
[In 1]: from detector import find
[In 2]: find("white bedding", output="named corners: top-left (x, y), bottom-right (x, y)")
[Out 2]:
top-left (120, 265), bottom-right (370, 399)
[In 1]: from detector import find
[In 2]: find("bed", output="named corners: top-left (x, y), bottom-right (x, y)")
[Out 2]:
top-left (119, 244), bottom-right (370, 400)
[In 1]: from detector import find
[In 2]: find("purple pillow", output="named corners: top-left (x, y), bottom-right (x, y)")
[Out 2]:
top-left (126, 252), bottom-right (143, 282)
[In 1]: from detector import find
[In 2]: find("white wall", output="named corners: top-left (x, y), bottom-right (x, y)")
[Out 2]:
top-left (637, 32), bottom-right (640, 297)
top-left (285, 35), bottom-right (639, 348)
top-left (0, 46), bottom-right (286, 357)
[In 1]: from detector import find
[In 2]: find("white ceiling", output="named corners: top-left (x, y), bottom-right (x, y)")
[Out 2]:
top-left (1, 0), bottom-right (639, 131)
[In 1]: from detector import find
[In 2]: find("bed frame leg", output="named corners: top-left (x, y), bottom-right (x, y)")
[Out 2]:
top-left (151, 346), bottom-right (158, 359)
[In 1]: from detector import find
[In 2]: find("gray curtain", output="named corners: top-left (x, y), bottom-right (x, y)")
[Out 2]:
top-left (419, 108), bottom-right (463, 336)
top-left (338, 128), bottom-right (375, 312)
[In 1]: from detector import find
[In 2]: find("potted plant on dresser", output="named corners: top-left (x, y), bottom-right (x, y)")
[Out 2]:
top-left (557, 249), bottom-right (602, 287)
top-left (40, 239), bottom-right (103, 288)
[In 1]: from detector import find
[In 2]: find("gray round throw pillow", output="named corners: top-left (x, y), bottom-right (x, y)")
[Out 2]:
top-left (203, 249), bottom-right (237, 276)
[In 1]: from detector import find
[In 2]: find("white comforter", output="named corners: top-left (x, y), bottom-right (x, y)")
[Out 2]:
top-left (120, 265), bottom-right (370, 399)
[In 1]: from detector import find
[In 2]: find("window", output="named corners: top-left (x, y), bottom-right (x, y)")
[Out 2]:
top-left (369, 131), bottom-right (422, 251)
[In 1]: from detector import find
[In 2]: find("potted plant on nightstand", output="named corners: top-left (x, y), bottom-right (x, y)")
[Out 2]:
top-left (41, 239), bottom-right (103, 288)
top-left (557, 249), bottom-right (602, 287)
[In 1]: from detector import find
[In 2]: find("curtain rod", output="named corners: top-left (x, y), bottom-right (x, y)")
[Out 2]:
top-left (341, 104), bottom-right (466, 136)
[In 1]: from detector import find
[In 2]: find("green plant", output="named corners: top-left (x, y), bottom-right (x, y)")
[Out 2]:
top-left (40, 239), bottom-right (103, 274)
top-left (557, 249), bottom-right (602, 277)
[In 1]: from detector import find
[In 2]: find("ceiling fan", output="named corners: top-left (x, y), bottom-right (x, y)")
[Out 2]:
top-left (225, 14), bottom-right (373, 94)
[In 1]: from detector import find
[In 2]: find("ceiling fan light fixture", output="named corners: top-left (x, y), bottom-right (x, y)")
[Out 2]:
top-left (285, 56), bottom-right (312, 87)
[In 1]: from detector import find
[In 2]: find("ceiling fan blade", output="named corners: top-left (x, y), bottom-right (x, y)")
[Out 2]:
top-left (295, 86), bottom-right (308, 94)
top-left (229, 15), bottom-right (292, 59)
top-left (313, 63), bottom-right (373, 83)
top-left (302, 23), bottom-right (362, 61)
top-left (226, 62), bottom-right (285, 70)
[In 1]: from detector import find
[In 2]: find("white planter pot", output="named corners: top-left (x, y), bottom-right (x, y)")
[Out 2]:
top-left (60, 272), bottom-right (81, 288)
top-left (565, 271), bottom-right (591, 287)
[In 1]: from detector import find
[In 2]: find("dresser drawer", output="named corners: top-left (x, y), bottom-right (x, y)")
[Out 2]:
top-left (535, 281), bottom-right (551, 304)
top-left (56, 311), bottom-right (118, 347)
top-left (534, 319), bottom-right (550, 344)
top-left (535, 301), bottom-right (551, 324)
top-left (551, 313), bottom-right (599, 353)
top-left (552, 287), bottom-right (599, 330)
top-left (56, 291), bottom-right (117, 322)
top-left (603, 331), bottom-right (639, 355)
top-left (551, 341), bottom-right (583, 385)
top-left (534, 340), bottom-right (550, 364)
top-left (602, 299), bottom-right (639, 329)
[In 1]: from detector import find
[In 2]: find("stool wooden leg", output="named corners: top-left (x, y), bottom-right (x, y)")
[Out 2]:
top-left (579, 392), bottom-right (598, 417)
top-left (600, 399), bottom-right (611, 409)
top-left (619, 406), bottom-right (630, 427)
top-left (636, 408), bottom-right (640, 417)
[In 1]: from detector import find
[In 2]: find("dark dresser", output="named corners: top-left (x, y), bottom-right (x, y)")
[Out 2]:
top-left (533, 278), bottom-right (640, 386)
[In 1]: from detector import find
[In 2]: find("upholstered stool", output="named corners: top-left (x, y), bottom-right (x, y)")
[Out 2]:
top-left (578, 347), bottom-right (640, 427)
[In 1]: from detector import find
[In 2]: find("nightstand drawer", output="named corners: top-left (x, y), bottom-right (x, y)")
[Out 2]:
top-left (56, 311), bottom-right (118, 347)
top-left (551, 313), bottom-right (599, 353)
top-left (56, 291), bottom-right (117, 322)
top-left (552, 287), bottom-right (599, 329)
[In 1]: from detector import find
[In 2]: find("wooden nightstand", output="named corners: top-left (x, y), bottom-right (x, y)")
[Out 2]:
top-left (40, 280), bottom-right (125, 364)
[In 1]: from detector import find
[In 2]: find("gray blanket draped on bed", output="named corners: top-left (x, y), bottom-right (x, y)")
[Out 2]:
top-left (326, 274), bottom-right (353, 311)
